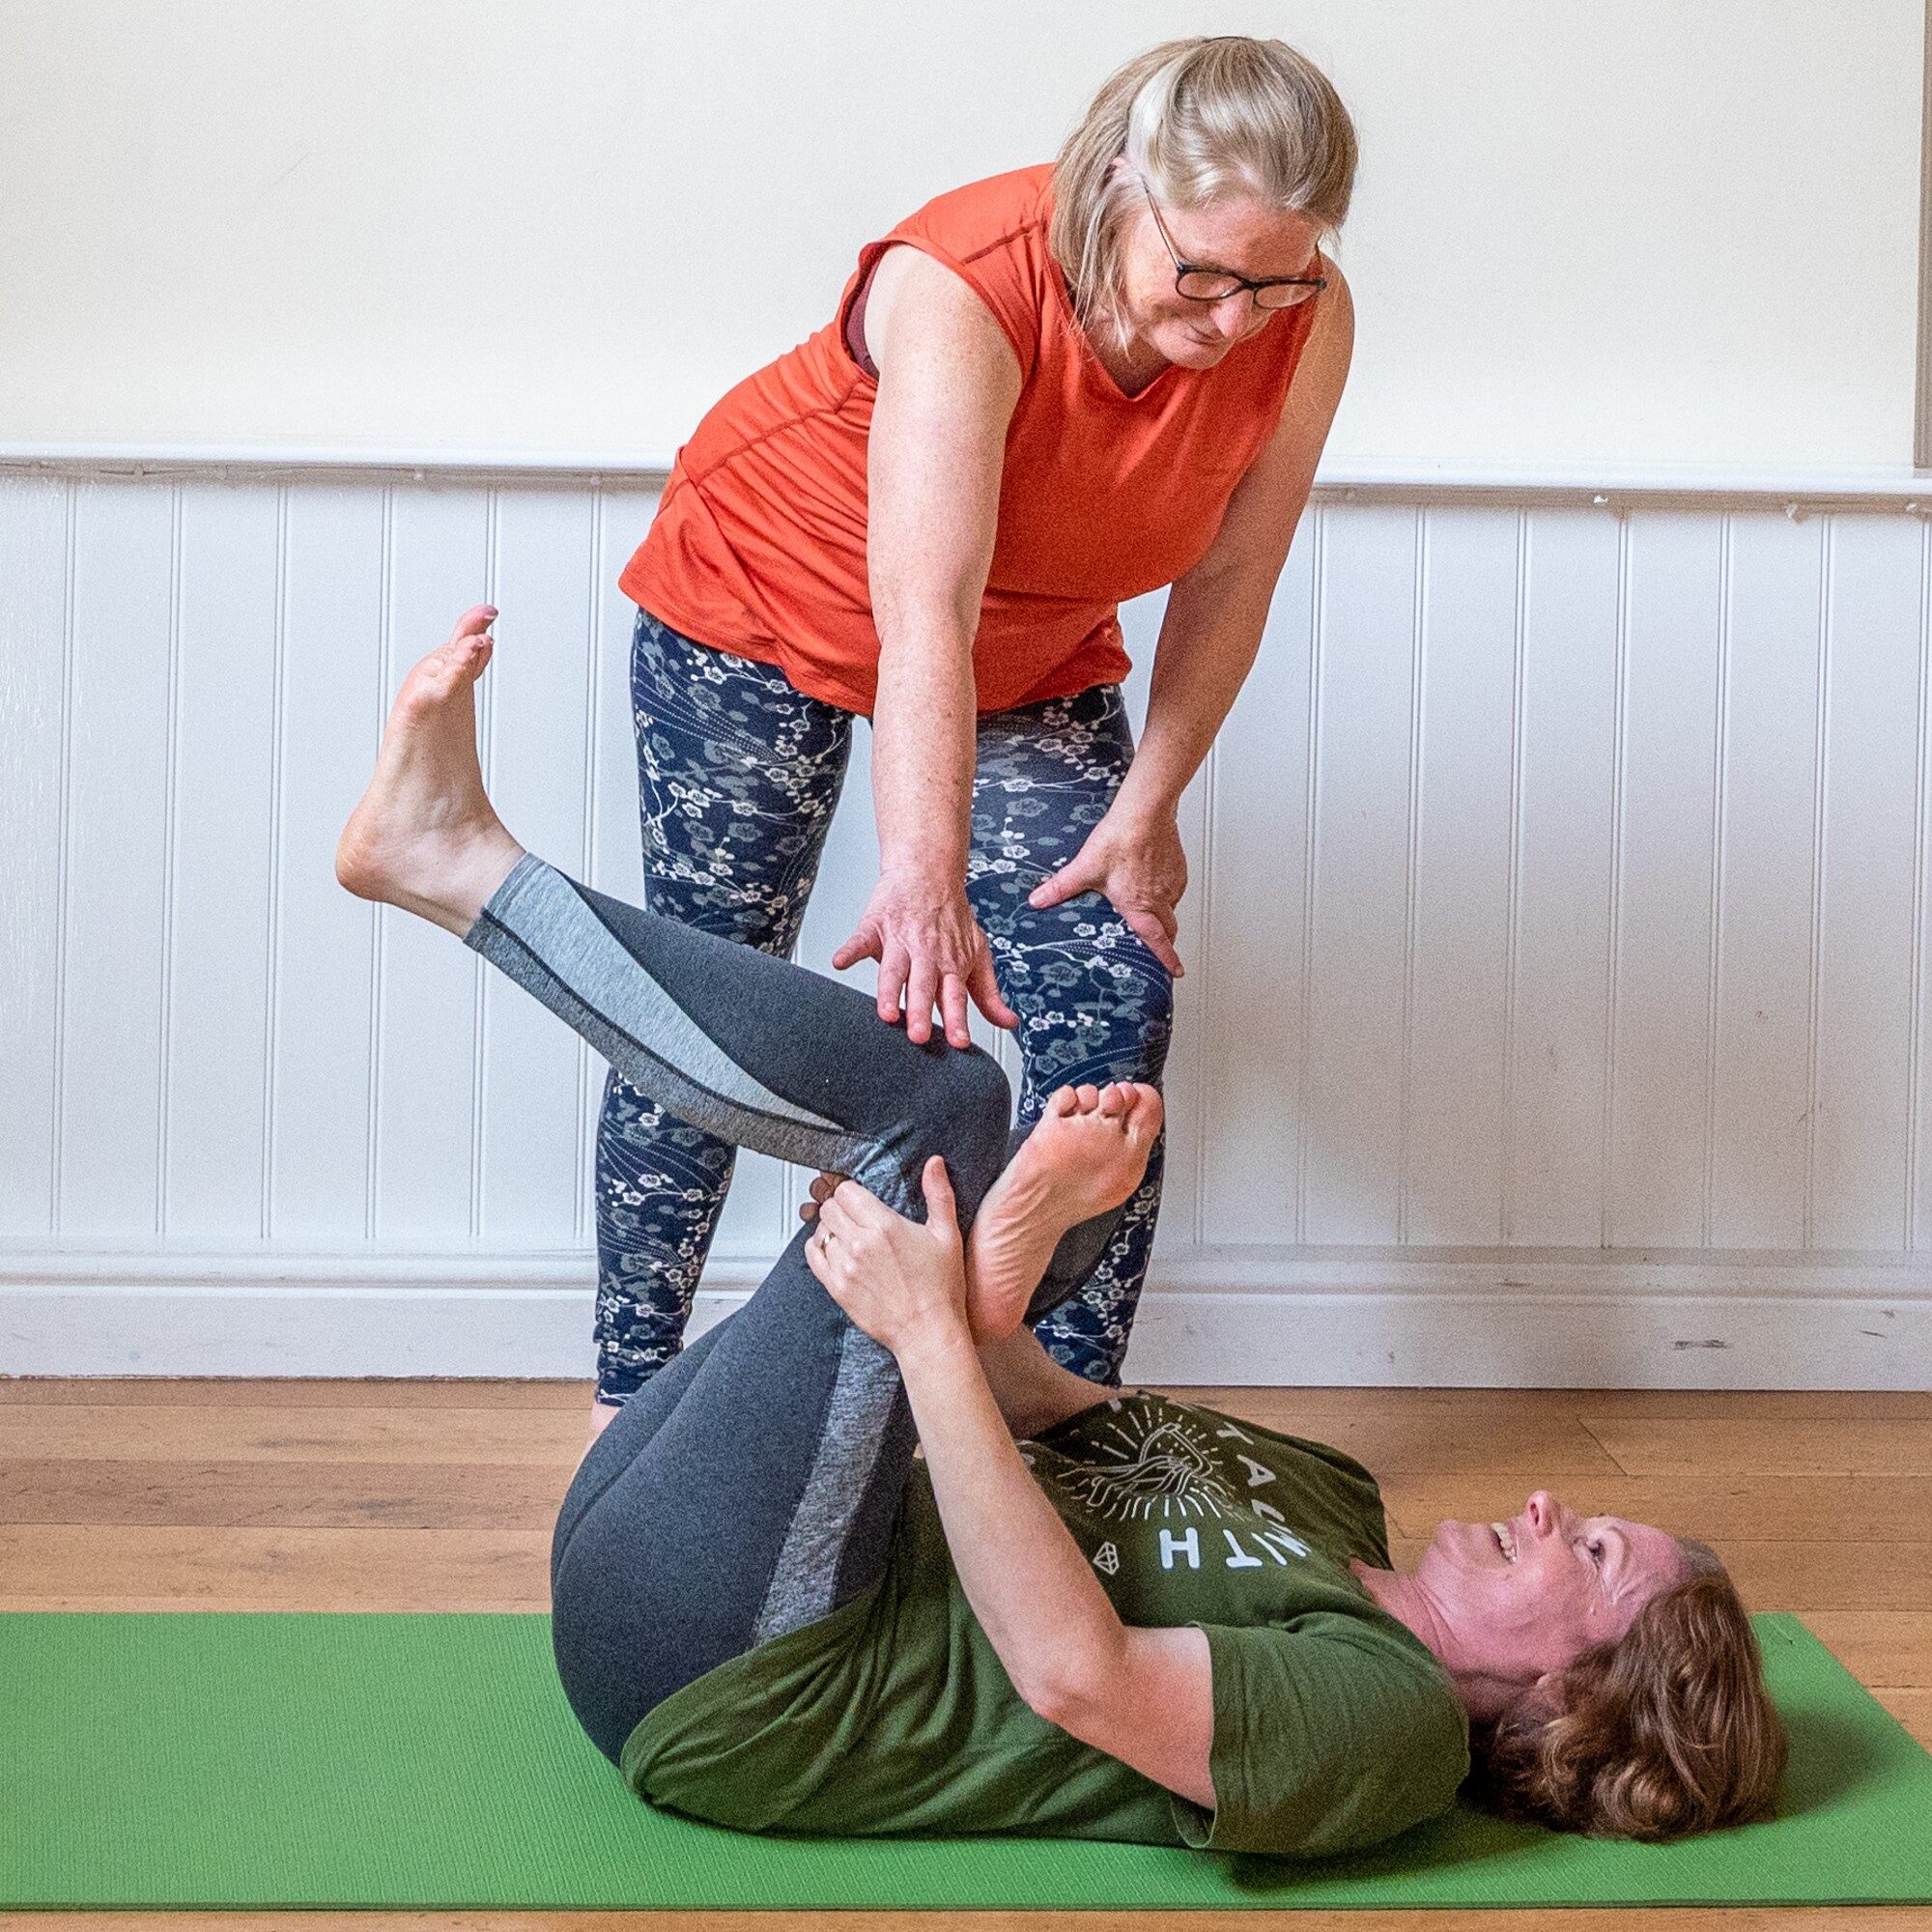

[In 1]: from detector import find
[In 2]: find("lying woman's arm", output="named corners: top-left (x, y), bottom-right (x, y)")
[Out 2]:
top-left (901, 1321), bottom-right (1217, 1807)
top-left (805, 1164), bottom-right (1216, 1811)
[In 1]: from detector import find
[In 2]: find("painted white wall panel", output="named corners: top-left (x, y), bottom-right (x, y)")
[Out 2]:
top-left (162, 481), bottom-right (280, 1239)
top-left (7, 473), bottom-right (1932, 1383)
top-left (0, 477), bottom-right (69, 1237)
top-left (269, 484), bottom-right (384, 1239)
top-left (1404, 507), bottom-right (1519, 1244)
top-left (473, 489), bottom-right (597, 1244)
top-left (56, 481), bottom-right (175, 1236)
top-left (1504, 509), bottom-right (1622, 1245)
top-left (1198, 529), bottom-right (1317, 1246)
top-left (1811, 516), bottom-right (1925, 1247)
top-left (368, 485), bottom-right (493, 1244)
top-left (1607, 514), bottom-right (1724, 1247)
top-left (1303, 504), bottom-right (1417, 1243)
top-left (1709, 513), bottom-right (1825, 1251)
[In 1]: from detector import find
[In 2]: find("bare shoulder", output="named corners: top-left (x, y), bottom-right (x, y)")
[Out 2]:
top-left (864, 242), bottom-right (1021, 387)
top-left (1300, 253), bottom-right (1355, 373)
top-left (1257, 252), bottom-right (1352, 453)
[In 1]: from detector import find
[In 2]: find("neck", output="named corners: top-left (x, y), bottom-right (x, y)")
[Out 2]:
top-left (1090, 323), bottom-right (1167, 397)
top-left (1350, 1559), bottom-right (1520, 1724)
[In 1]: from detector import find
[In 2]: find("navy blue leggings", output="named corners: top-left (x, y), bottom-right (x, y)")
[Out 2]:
top-left (593, 609), bottom-right (1174, 1400)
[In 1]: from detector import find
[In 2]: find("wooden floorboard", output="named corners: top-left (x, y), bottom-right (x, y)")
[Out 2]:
top-left (0, 1403), bottom-right (584, 1464)
top-left (0, 1378), bottom-right (1926, 1930)
top-left (0, 1377), bottom-right (592, 1407)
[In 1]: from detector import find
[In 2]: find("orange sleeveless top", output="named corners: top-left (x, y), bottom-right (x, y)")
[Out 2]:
top-left (619, 164), bottom-right (1321, 717)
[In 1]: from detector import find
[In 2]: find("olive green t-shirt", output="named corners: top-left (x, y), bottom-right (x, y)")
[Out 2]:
top-left (621, 1391), bottom-right (1468, 1858)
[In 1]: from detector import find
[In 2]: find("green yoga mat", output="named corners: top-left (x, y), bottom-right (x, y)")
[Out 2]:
top-left (2, 1611), bottom-right (1927, 1911)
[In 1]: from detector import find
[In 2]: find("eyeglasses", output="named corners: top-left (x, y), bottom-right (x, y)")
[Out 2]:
top-left (1137, 173), bottom-right (1326, 310)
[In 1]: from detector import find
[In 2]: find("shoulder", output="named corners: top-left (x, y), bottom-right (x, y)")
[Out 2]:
top-left (891, 164), bottom-right (1054, 261)
top-left (864, 244), bottom-right (1027, 399)
top-left (1297, 255), bottom-right (1354, 383)
top-left (1199, 1616), bottom-right (1468, 1855)
top-left (865, 165), bottom-right (1054, 382)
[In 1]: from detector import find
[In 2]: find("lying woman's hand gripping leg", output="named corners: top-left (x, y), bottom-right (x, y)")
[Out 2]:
top-left (802, 1080), bottom-right (1165, 1344)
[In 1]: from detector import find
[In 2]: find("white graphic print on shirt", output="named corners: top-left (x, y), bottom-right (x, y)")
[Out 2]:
top-left (1048, 1399), bottom-right (1316, 1577)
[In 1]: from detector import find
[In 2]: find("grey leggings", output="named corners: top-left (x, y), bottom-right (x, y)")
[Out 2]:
top-left (466, 853), bottom-right (1120, 1764)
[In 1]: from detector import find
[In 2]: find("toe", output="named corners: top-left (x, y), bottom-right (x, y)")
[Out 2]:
top-left (1074, 1084), bottom-right (1100, 1112)
top-left (1097, 1082), bottom-right (1128, 1117)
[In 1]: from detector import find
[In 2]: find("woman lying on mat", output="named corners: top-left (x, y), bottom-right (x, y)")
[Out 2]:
top-left (337, 610), bottom-right (1788, 1855)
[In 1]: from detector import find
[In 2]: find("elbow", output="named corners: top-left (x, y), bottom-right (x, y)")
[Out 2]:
top-left (1017, 1670), bottom-right (1082, 1729)
top-left (1014, 1648), bottom-right (1114, 1732)
top-left (873, 597), bottom-right (980, 668)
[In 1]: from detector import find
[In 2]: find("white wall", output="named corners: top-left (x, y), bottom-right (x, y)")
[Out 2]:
top-left (4, 4), bottom-right (1930, 1387)
top-left (3, 469), bottom-right (1929, 1387)
top-left (1, 1), bottom-right (1922, 469)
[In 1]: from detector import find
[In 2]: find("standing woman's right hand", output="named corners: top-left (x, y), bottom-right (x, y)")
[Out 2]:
top-left (833, 873), bottom-right (1016, 1048)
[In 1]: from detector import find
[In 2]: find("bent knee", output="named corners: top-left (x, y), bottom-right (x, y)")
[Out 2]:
top-left (896, 1044), bottom-right (1012, 1217)
top-left (948, 1041), bottom-right (1012, 1130)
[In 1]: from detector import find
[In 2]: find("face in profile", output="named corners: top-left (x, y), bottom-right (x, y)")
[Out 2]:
top-left (1414, 1491), bottom-right (1689, 1715)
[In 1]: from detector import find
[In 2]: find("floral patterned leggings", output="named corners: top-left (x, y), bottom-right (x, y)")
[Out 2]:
top-left (593, 608), bottom-right (1174, 1401)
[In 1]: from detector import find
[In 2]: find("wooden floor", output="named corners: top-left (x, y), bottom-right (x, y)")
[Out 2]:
top-left (1, 1376), bottom-right (1927, 1932)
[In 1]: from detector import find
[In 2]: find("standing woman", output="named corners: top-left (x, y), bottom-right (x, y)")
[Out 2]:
top-left (591, 35), bottom-right (1357, 1435)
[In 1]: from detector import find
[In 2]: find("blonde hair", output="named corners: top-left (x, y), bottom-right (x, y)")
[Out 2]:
top-left (1049, 37), bottom-right (1358, 350)
top-left (1468, 1545), bottom-right (1789, 1841)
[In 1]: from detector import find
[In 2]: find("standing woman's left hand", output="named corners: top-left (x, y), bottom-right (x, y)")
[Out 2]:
top-left (1027, 803), bottom-right (1187, 978)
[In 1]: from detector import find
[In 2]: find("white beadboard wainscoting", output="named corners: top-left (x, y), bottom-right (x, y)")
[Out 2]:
top-left (4, 464), bottom-right (1932, 1387)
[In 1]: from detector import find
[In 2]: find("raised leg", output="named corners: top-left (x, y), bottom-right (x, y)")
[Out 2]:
top-left (337, 613), bottom-right (1010, 1765)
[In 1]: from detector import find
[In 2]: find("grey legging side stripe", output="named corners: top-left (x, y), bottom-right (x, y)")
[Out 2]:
top-left (469, 854), bottom-right (881, 1190)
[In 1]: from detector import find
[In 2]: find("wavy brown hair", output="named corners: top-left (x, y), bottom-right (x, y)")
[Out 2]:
top-left (1468, 1543), bottom-right (1788, 1841)
top-left (1049, 36), bottom-right (1357, 350)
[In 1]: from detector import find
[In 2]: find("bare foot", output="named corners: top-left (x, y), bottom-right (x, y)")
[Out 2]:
top-left (964, 1082), bottom-right (1162, 1342)
top-left (334, 606), bottom-right (526, 935)
top-left (795, 1084), bottom-right (1162, 1340)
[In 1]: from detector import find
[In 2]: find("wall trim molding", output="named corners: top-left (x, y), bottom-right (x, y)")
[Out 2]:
top-left (4, 1247), bottom-right (1925, 1388)
top-left (6, 445), bottom-right (1932, 511)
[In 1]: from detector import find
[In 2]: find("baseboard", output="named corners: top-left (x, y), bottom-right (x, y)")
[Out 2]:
top-left (2, 1245), bottom-right (1926, 1387)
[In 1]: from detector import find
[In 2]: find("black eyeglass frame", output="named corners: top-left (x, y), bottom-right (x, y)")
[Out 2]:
top-left (1136, 173), bottom-right (1327, 310)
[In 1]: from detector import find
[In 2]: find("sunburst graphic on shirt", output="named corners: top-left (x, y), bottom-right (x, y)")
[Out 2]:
top-left (1052, 1408), bottom-right (1239, 1521)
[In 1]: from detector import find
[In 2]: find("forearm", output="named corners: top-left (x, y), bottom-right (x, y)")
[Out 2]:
top-left (870, 622), bottom-right (977, 877)
top-left (1113, 573), bottom-right (1274, 820)
top-left (897, 1322), bottom-right (1124, 1707)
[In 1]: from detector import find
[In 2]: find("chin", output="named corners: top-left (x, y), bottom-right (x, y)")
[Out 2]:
top-left (1169, 332), bottom-right (1231, 364)
top-left (1425, 1519), bottom-right (1499, 1575)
